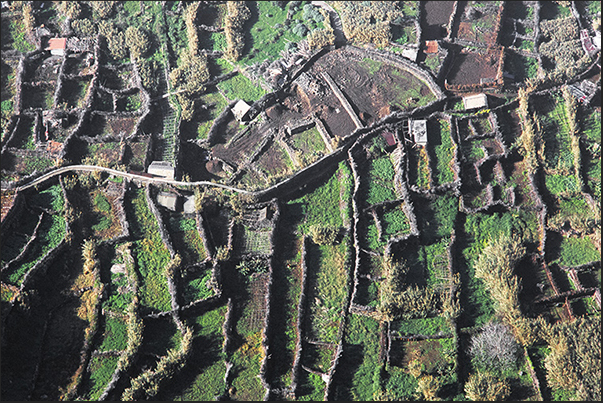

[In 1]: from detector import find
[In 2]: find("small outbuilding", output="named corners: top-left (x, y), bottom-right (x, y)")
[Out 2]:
top-left (462, 93), bottom-right (488, 110)
top-left (148, 161), bottom-right (175, 180)
top-left (425, 40), bottom-right (439, 54)
top-left (46, 38), bottom-right (67, 56)
top-left (183, 195), bottom-right (196, 214)
top-left (232, 99), bottom-right (251, 121)
top-left (409, 119), bottom-right (428, 146)
top-left (157, 192), bottom-right (178, 211)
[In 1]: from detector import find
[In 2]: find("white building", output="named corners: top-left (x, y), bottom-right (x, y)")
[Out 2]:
top-left (232, 99), bottom-right (251, 121)
top-left (462, 93), bottom-right (488, 110)
top-left (409, 119), bottom-right (428, 146)
top-left (148, 161), bottom-right (175, 180)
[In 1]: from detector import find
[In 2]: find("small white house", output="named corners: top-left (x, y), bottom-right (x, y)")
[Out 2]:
top-left (232, 99), bottom-right (251, 121)
top-left (157, 192), bottom-right (178, 211)
top-left (462, 93), bottom-right (488, 110)
top-left (148, 161), bottom-right (175, 180)
top-left (409, 119), bottom-right (428, 146)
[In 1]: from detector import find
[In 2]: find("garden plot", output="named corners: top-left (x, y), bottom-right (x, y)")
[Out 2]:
top-left (82, 142), bottom-right (121, 166)
top-left (456, 1), bottom-right (502, 46)
top-left (123, 138), bottom-right (150, 171)
top-left (229, 273), bottom-right (271, 401)
top-left (5, 114), bottom-right (35, 149)
top-left (45, 111), bottom-right (79, 142)
top-left (1, 184), bottom-right (65, 286)
top-left (4, 150), bottom-right (55, 177)
top-left (332, 315), bottom-right (381, 401)
top-left (59, 78), bottom-right (92, 109)
top-left (287, 126), bottom-right (328, 167)
top-left (315, 50), bottom-right (437, 124)
top-left (254, 140), bottom-right (295, 185)
top-left (63, 53), bottom-right (95, 77)
top-left (422, 1), bottom-right (455, 40)
top-left (157, 307), bottom-right (227, 401)
top-left (504, 51), bottom-right (538, 81)
top-left (304, 240), bottom-right (350, 344)
top-left (446, 49), bottom-right (501, 87)
top-left (408, 144), bottom-right (432, 190)
top-left (124, 187), bottom-right (171, 313)
top-left (234, 224), bottom-right (272, 257)
top-left (87, 187), bottom-right (123, 241)
top-left (165, 213), bottom-right (206, 266)
top-left (182, 91), bottom-right (228, 142)
top-left (98, 66), bottom-right (135, 90)
top-left (25, 55), bottom-right (62, 83)
top-left (85, 114), bottom-right (138, 138)
top-left (427, 118), bottom-right (457, 186)
top-left (21, 82), bottom-right (55, 110)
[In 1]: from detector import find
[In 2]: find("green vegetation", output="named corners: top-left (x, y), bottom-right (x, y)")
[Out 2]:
top-left (556, 237), bottom-right (600, 267)
top-left (125, 187), bottom-right (171, 312)
top-left (217, 72), bottom-right (266, 103)
top-left (431, 119), bottom-right (456, 185)
top-left (86, 356), bottom-right (120, 400)
top-left (393, 316), bottom-right (452, 336)
top-left (98, 316), bottom-right (128, 352)
top-left (365, 156), bottom-right (397, 205)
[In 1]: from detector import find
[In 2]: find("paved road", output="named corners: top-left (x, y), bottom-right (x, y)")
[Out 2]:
top-left (16, 165), bottom-right (251, 194)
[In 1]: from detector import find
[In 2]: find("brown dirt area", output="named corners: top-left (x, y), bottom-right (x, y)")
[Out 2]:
top-left (446, 51), bottom-right (500, 86)
top-left (422, 1), bottom-right (455, 40)
top-left (1, 189), bottom-right (16, 221)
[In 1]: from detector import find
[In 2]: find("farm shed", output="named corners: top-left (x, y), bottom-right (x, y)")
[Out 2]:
top-left (46, 38), bottom-right (67, 56)
top-left (157, 192), bottom-right (178, 211)
top-left (232, 100), bottom-right (251, 121)
top-left (380, 131), bottom-right (397, 147)
top-left (183, 195), bottom-right (196, 214)
top-left (462, 93), bottom-right (488, 110)
top-left (148, 161), bottom-right (175, 180)
top-left (409, 119), bottom-right (428, 146)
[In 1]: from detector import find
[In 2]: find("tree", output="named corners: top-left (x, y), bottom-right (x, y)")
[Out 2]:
top-left (416, 375), bottom-right (442, 401)
top-left (98, 21), bottom-right (127, 60)
top-left (91, 1), bottom-right (116, 19)
top-left (125, 26), bottom-right (150, 60)
top-left (71, 18), bottom-right (96, 37)
top-left (55, 1), bottom-right (82, 19)
top-left (470, 322), bottom-right (520, 374)
top-left (464, 372), bottom-right (511, 401)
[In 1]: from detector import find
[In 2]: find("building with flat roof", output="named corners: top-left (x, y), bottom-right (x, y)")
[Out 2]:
top-left (409, 119), bottom-right (427, 146)
top-left (157, 192), bottom-right (178, 211)
top-left (148, 161), bottom-right (175, 180)
top-left (462, 93), bottom-right (488, 110)
top-left (232, 99), bottom-right (251, 121)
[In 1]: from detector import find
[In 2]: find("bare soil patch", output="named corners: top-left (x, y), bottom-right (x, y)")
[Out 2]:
top-left (422, 1), bottom-right (455, 40)
top-left (446, 51), bottom-right (500, 86)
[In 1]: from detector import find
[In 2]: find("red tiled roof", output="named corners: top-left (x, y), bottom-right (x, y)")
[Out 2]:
top-left (425, 40), bottom-right (438, 54)
top-left (381, 131), bottom-right (397, 147)
top-left (46, 38), bottom-right (66, 50)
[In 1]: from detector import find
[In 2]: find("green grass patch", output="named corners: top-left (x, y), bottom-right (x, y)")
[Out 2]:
top-left (419, 237), bottom-right (451, 286)
top-left (86, 356), bottom-right (119, 400)
top-left (217, 72), bottom-right (266, 103)
top-left (336, 315), bottom-right (381, 401)
top-left (8, 18), bottom-right (36, 52)
top-left (125, 187), bottom-right (171, 312)
top-left (392, 316), bottom-right (452, 336)
top-left (381, 205), bottom-right (411, 239)
top-left (97, 316), bottom-right (128, 351)
top-left (366, 156), bottom-right (397, 205)
top-left (360, 58), bottom-right (383, 75)
top-left (290, 126), bottom-right (327, 166)
top-left (431, 119), bottom-right (456, 185)
top-left (556, 237), bottom-right (600, 267)
top-left (536, 93), bottom-right (575, 174)
top-left (545, 174), bottom-right (580, 197)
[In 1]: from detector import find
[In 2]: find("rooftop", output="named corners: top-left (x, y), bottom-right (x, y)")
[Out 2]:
top-left (462, 93), bottom-right (488, 110)
top-left (46, 38), bottom-right (66, 51)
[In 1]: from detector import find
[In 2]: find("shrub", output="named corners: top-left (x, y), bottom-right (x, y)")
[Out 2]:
top-left (309, 224), bottom-right (339, 245)
top-left (464, 372), bottom-right (511, 401)
top-left (125, 26), bottom-right (150, 60)
top-left (470, 322), bottom-right (520, 374)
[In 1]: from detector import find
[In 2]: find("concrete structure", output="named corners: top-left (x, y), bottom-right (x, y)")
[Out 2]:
top-left (409, 119), bottom-right (427, 146)
top-left (157, 192), bottom-right (178, 211)
top-left (462, 93), bottom-right (488, 110)
top-left (46, 38), bottom-right (66, 56)
top-left (401, 47), bottom-right (419, 62)
top-left (232, 99), bottom-right (251, 121)
top-left (183, 195), bottom-right (196, 214)
top-left (148, 161), bottom-right (175, 180)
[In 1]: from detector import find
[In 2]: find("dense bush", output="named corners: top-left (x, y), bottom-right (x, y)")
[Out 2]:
top-left (309, 224), bottom-right (339, 245)
top-left (224, 1), bottom-right (251, 61)
top-left (464, 372), bottom-right (511, 401)
top-left (125, 26), bottom-right (150, 60)
top-left (470, 322), bottom-right (520, 374)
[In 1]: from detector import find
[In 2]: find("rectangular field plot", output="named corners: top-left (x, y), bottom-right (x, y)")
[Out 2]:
top-left (156, 307), bottom-right (227, 401)
top-left (165, 213), bottom-right (206, 265)
top-left (86, 114), bottom-right (138, 138)
top-left (288, 126), bottom-right (327, 166)
top-left (408, 145), bottom-right (432, 190)
top-left (428, 119), bottom-right (457, 186)
top-left (254, 141), bottom-right (294, 183)
top-left (362, 155), bottom-right (398, 205)
top-left (84, 355), bottom-right (119, 400)
top-left (123, 139), bottom-right (149, 171)
top-left (412, 194), bottom-right (457, 243)
top-left (59, 78), bottom-right (91, 109)
top-left (304, 240), bottom-right (350, 343)
top-left (230, 273), bottom-right (270, 401)
top-left (22, 83), bottom-right (55, 110)
top-left (233, 224), bottom-right (272, 257)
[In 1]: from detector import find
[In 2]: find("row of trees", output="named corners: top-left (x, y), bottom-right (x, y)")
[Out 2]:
top-left (224, 1), bottom-right (251, 62)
